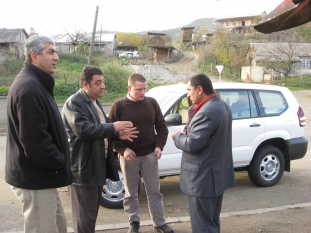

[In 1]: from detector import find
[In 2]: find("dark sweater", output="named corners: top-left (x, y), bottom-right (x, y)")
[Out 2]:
top-left (109, 96), bottom-right (168, 156)
top-left (5, 61), bottom-right (73, 190)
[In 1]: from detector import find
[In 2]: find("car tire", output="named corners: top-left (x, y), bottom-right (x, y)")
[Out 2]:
top-left (248, 146), bottom-right (285, 187)
top-left (100, 170), bottom-right (142, 209)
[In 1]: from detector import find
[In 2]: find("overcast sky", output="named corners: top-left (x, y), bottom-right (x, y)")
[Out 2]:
top-left (1, 0), bottom-right (283, 35)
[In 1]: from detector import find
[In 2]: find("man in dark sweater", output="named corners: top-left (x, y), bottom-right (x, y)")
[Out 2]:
top-left (6, 35), bottom-right (73, 233)
top-left (109, 73), bottom-right (174, 233)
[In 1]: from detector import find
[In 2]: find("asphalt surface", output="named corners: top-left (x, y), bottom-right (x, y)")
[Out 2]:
top-left (96, 204), bottom-right (311, 233)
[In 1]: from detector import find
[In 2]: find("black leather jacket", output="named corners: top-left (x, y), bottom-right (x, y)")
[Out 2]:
top-left (62, 89), bottom-right (119, 186)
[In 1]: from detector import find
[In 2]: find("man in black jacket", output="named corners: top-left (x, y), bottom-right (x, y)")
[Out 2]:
top-left (6, 35), bottom-right (73, 233)
top-left (62, 65), bottom-right (138, 233)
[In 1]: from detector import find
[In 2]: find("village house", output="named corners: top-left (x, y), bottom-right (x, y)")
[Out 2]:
top-left (241, 42), bottom-right (311, 82)
top-left (115, 39), bottom-right (138, 58)
top-left (216, 12), bottom-right (266, 34)
top-left (146, 32), bottom-right (177, 62)
top-left (54, 34), bottom-right (74, 53)
top-left (55, 33), bottom-right (117, 57)
top-left (91, 33), bottom-right (117, 57)
top-left (181, 27), bottom-right (195, 49)
top-left (0, 28), bottom-right (29, 62)
top-left (181, 27), bottom-right (210, 50)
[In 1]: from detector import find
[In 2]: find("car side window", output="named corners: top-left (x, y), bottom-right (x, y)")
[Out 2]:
top-left (254, 90), bottom-right (288, 116)
top-left (218, 90), bottom-right (258, 119)
top-left (168, 96), bottom-right (190, 124)
top-left (178, 97), bottom-right (191, 124)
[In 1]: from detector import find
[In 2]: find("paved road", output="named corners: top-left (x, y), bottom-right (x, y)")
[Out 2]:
top-left (0, 90), bottom-right (310, 233)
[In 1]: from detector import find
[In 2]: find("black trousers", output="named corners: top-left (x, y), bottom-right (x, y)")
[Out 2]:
top-left (188, 193), bottom-right (224, 233)
top-left (68, 185), bottom-right (102, 233)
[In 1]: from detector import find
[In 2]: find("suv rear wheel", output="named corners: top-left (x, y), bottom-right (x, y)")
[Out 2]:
top-left (248, 146), bottom-right (285, 187)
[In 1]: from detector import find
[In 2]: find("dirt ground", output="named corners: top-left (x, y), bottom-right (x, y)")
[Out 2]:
top-left (164, 51), bottom-right (201, 76)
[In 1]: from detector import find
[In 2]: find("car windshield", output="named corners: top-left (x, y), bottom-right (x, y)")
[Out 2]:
top-left (146, 87), bottom-right (182, 112)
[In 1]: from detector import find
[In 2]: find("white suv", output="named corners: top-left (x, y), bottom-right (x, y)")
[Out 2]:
top-left (118, 51), bottom-right (139, 59)
top-left (101, 83), bottom-right (308, 208)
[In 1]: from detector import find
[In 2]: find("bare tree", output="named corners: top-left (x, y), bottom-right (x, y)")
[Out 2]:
top-left (257, 43), bottom-right (303, 81)
top-left (62, 27), bottom-right (89, 53)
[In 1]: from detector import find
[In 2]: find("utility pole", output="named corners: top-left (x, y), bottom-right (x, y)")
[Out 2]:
top-left (88, 6), bottom-right (99, 65)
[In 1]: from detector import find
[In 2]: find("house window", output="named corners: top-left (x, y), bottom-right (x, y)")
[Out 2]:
top-left (298, 60), bottom-right (308, 70)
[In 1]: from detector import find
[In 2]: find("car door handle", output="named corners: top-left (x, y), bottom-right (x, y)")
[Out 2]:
top-left (250, 123), bottom-right (261, 127)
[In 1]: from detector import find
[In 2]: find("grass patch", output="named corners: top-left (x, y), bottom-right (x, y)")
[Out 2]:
top-left (0, 86), bottom-right (10, 96)
top-left (272, 76), bottom-right (311, 90)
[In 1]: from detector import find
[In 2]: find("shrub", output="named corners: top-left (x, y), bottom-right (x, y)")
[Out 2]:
top-left (58, 52), bottom-right (87, 64)
top-left (0, 58), bottom-right (23, 76)
top-left (53, 61), bottom-right (132, 103)
top-left (0, 86), bottom-right (10, 96)
top-left (100, 62), bottom-right (131, 93)
top-left (76, 42), bottom-right (89, 56)
top-left (54, 80), bottom-right (80, 97)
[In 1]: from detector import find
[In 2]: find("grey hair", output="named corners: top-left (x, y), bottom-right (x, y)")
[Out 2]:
top-left (24, 35), bottom-right (55, 62)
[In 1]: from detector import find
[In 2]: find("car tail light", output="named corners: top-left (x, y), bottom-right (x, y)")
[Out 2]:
top-left (297, 106), bottom-right (306, 127)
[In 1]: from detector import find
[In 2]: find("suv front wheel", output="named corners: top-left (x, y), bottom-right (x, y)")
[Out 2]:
top-left (100, 171), bottom-right (124, 209)
top-left (248, 146), bottom-right (285, 187)
top-left (100, 170), bottom-right (142, 209)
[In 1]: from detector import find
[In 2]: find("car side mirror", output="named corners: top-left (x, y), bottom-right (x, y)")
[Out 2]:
top-left (165, 113), bottom-right (182, 126)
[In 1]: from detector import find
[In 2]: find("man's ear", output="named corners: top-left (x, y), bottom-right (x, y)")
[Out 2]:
top-left (127, 86), bottom-right (131, 92)
top-left (30, 52), bottom-right (38, 63)
top-left (198, 85), bottom-right (203, 95)
top-left (82, 81), bottom-right (89, 88)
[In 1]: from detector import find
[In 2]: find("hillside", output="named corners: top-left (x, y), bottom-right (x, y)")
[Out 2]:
top-left (144, 17), bottom-right (218, 41)
top-left (94, 18), bottom-right (218, 41)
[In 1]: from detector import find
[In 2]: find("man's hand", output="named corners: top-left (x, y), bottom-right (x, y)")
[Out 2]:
top-left (171, 130), bottom-right (180, 140)
top-left (123, 148), bottom-right (136, 161)
top-left (119, 127), bottom-right (139, 142)
top-left (113, 121), bottom-right (133, 132)
top-left (154, 147), bottom-right (162, 160)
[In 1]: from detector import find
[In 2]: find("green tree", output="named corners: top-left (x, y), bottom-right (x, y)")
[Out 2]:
top-left (197, 26), bottom-right (207, 37)
top-left (209, 29), bottom-right (235, 72)
top-left (76, 42), bottom-right (89, 56)
top-left (291, 22), bottom-right (311, 42)
top-left (116, 32), bottom-right (146, 50)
